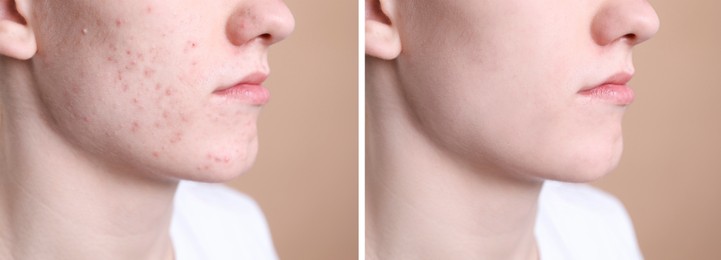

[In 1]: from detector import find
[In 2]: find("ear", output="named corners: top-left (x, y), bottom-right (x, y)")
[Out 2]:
top-left (365, 0), bottom-right (401, 60)
top-left (0, 0), bottom-right (36, 60)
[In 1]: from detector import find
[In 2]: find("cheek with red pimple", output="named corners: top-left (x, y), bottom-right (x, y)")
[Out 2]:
top-left (39, 4), bottom-right (263, 177)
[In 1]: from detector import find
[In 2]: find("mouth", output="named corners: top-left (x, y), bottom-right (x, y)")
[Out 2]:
top-left (213, 72), bottom-right (270, 105)
top-left (578, 72), bottom-right (635, 106)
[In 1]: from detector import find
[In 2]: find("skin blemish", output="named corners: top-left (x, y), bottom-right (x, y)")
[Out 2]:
top-left (152, 151), bottom-right (160, 158)
top-left (169, 132), bottom-right (183, 144)
top-left (115, 18), bottom-right (124, 27)
top-left (183, 41), bottom-right (199, 53)
top-left (164, 88), bottom-right (174, 96)
top-left (82, 116), bottom-right (91, 123)
top-left (146, 5), bottom-right (153, 13)
top-left (82, 28), bottom-right (88, 35)
top-left (155, 83), bottom-right (162, 91)
top-left (162, 111), bottom-right (169, 119)
top-left (144, 68), bottom-right (156, 77)
top-left (180, 114), bottom-right (190, 123)
top-left (131, 121), bottom-right (141, 133)
top-left (206, 153), bottom-right (231, 164)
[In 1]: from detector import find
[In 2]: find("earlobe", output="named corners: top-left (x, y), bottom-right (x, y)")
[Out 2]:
top-left (365, 0), bottom-right (401, 60)
top-left (0, 0), bottom-right (36, 60)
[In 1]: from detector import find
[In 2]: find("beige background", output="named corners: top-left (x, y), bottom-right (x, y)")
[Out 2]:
top-left (593, 0), bottom-right (721, 259)
top-left (227, 0), bottom-right (358, 259)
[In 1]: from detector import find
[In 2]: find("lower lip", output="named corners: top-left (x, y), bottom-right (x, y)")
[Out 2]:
top-left (578, 84), bottom-right (635, 105)
top-left (214, 84), bottom-right (270, 105)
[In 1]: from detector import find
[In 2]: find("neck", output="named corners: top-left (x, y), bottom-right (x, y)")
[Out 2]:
top-left (366, 59), bottom-right (541, 260)
top-left (0, 60), bottom-right (176, 260)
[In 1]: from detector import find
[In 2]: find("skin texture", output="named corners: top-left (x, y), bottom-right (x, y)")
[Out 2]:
top-left (0, 0), bottom-right (293, 259)
top-left (29, 0), bottom-right (293, 182)
top-left (366, 0), bottom-right (658, 259)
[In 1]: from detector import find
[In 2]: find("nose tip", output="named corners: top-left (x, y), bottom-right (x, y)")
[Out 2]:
top-left (592, 0), bottom-right (660, 46)
top-left (627, 2), bottom-right (660, 45)
top-left (227, 0), bottom-right (295, 46)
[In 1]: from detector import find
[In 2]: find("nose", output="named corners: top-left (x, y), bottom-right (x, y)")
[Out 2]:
top-left (591, 0), bottom-right (660, 46)
top-left (226, 0), bottom-right (295, 46)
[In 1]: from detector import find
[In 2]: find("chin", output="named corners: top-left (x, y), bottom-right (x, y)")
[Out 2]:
top-left (546, 140), bottom-right (624, 183)
top-left (162, 140), bottom-right (260, 183)
top-left (182, 156), bottom-right (258, 183)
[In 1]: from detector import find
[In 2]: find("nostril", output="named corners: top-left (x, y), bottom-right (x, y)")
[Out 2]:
top-left (260, 33), bottom-right (272, 40)
top-left (623, 33), bottom-right (638, 43)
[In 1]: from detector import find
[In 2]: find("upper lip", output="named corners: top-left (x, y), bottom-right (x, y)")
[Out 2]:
top-left (214, 71), bottom-right (269, 93)
top-left (579, 72), bottom-right (634, 92)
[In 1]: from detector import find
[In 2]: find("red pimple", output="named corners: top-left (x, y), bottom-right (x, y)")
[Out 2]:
top-left (122, 84), bottom-right (129, 92)
top-left (152, 151), bottom-right (160, 158)
top-left (165, 88), bottom-right (173, 96)
top-left (115, 19), bottom-right (124, 27)
top-left (82, 116), bottom-right (91, 123)
top-left (162, 111), bottom-right (169, 119)
top-left (170, 132), bottom-right (183, 144)
top-left (155, 83), bottom-right (162, 91)
top-left (144, 68), bottom-right (156, 77)
top-left (146, 6), bottom-right (153, 13)
top-left (131, 121), bottom-right (141, 133)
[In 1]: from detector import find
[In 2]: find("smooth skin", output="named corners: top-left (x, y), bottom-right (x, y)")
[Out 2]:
top-left (366, 0), bottom-right (658, 259)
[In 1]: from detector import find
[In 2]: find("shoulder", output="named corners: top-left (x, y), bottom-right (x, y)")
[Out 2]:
top-left (536, 181), bottom-right (643, 260)
top-left (171, 181), bottom-right (278, 260)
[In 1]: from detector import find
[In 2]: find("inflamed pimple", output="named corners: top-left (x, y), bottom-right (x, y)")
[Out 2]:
top-left (82, 28), bottom-right (88, 34)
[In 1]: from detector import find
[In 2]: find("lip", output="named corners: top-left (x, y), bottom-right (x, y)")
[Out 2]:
top-left (578, 72), bottom-right (635, 106)
top-left (213, 72), bottom-right (270, 105)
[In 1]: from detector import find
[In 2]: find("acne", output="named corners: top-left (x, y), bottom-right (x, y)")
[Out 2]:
top-left (206, 153), bottom-right (231, 164)
top-left (131, 121), bottom-right (141, 133)
top-left (183, 40), bottom-right (199, 53)
top-left (169, 131), bottom-right (183, 144)
top-left (144, 68), bottom-right (156, 77)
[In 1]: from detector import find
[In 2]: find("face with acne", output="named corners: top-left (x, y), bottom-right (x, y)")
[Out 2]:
top-left (29, 0), bottom-right (294, 182)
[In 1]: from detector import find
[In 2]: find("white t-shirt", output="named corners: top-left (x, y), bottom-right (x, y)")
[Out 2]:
top-left (536, 181), bottom-right (643, 260)
top-left (170, 181), bottom-right (278, 260)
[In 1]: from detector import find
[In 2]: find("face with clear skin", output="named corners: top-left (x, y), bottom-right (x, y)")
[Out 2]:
top-left (22, 0), bottom-right (294, 182)
top-left (367, 0), bottom-right (659, 182)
